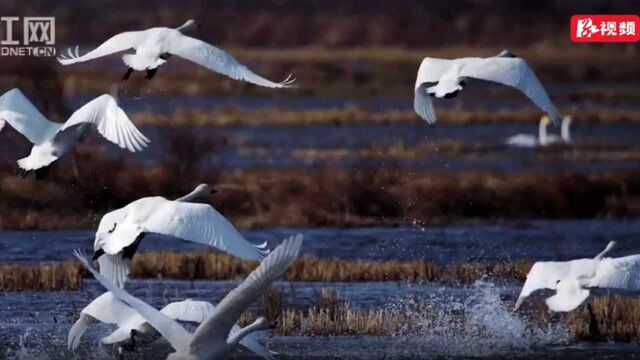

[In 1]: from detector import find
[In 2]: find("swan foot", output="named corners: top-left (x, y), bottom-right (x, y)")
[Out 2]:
top-left (17, 168), bottom-right (31, 179)
top-left (443, 90), bottom-right (460, 99)
top-left (121, 68), bottom-right (133, 81)
top-left (144, 68), bottom-right (158, 80)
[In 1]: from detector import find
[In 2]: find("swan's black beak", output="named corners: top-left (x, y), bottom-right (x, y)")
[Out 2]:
top-left (92, 249), bottom-right (105, 261)
top-left (210, 188), bottom-right (218, 195)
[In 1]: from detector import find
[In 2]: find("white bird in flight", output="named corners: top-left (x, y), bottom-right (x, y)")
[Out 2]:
top-left (0, 88), bottom-right (148, 179)
top-left (74, 233), bottom-right (303, 360)
top-left (505, 115), bottom-right (572, 148)
top-left (92, 183), bottom-right (269, 288)
top-left (68, 293), bottom-right (276, 359)
top-left (414, 50), bottom-right (561, 125)
top-left (514, 241), bottom-right (640, 312)
top-left (57, 19), bottom-right (296, 87)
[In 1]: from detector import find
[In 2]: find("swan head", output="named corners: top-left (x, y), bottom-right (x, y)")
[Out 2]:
top-left (496, 49), bottom-right (517, 58)
top-left (177, 19), bottom-right (200, 33)
top-left (193, 183), bottom-right (217, 196)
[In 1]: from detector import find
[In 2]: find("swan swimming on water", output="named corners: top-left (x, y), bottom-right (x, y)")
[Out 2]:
top-left (68, 293), bottom-right (276, 359)
top-left (514, 241), bottom-right (640, 312)
top-left (506, 115), bottom-right (572, 148)
top-left (414, 50), bottom-right (561, 124)
top-left (57, 19), bottom-right (296, 87)
top-left (74, 233), bottom-right (303, 360)
top-left (0, 88), bottom-right (148, 179)
top-left (92, 183), bottom-right (269, 288)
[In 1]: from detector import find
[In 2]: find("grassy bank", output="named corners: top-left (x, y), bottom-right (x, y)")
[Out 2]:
top-left (0, 252), bottom-right (533, 291)
top-left (132, 106), bottom-right (640, 126)
top-left (1, 166), bottom-right (640, 231)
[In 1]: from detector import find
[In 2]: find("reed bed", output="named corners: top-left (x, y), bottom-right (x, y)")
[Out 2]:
top-left (0, 261), bottom-right (82, 291)
top-left (132, 106), bottom-right (640, 127)
top-left (2, 166), bottom-right (640, 231)
top-left (0, 252), bottom-right (533, 291)
top-left (239, 288), bottom-right (640, 342)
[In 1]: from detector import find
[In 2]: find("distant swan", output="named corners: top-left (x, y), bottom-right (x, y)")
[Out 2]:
top-left (0, 88), bottom-right (148, 179)
top-left (93, 183), bottom-right (269, 288)
top-left (57, 19), bottom-right (295, 87)
top-left (506, 115), bottom-right (572, 148)
top-left (68, 294), bottom-right (276, 359)
top-left (414, 50), bottom-right (560, 124)
top-left (75, 233), bottom-right (303, 360)
top-left (514, 241), bottom-right (640, 312)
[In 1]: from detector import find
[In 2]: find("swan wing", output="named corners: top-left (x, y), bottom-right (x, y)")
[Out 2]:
top-left (413, 58), bottom-right (453, 123)
top-left (166, 34), bottom-right (295, 88)
top-left (141, 200), bottom-right (268, 261)
top-left (54, 94), bottom-right (150, 152)
top-left (160, 300), bottom-right (215, 323)
top-left (588, 255), bottom-right (640, 290)
top-left (459, 57), bottom-right (561, 124)
top-left (414, 84), bottom-right (437, 124)
top-left (238, 330), bottom-right (278, 360)
top-left (74, 250), bottom-right (193, 353)
top-left (67, 314), bottom-right (94, 350)
top-left (57, 31), bottom-right (144, 65)
top-left (189, 234), bottom-right (303, 351)
top-left (0, 88), bottom-right (59, 144)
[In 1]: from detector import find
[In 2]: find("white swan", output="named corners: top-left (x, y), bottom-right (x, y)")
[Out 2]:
top-left (68, 293), bottom-right (276, 359)
top-left (93, 183), bottom-right (269, 288)
top-left (414, 50), bottom-right (560, 124)
top-left (506, 115), bottom-right (572, 148)
top-left (74, 233), bottom-right (303, 360)
top-left (0, 88), bottom-right (148, 178)
top-left (514, 241), bottom-right (640, 312)
top-left (57, 19), bottom-right (295, 87)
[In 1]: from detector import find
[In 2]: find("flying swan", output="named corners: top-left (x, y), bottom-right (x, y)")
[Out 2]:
top-left (57, 19), bottom-right (296, 87)
top-left (506, 115), bottom-right (572, 148)
top-left (74, 233), bottom-right (303, 359)
top-left (92, 183), bottom-right (269, 288)
top-left (414, 50), bottom-right (561, 124)
top-left (514, 241), bottom-right (640, 312)
top-left (68, 293), bottom-right (276, 359)
top-left (0, 88), bottom-right (148, 179)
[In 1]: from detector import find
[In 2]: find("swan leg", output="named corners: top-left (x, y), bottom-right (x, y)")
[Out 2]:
top-left (17, 168), bottom-right (31, 179)
top-left (121, 68), bottom-right (134, 81)
top-left (144, 68), bottom-right (158, 80)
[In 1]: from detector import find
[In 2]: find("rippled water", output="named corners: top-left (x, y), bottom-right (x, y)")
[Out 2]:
top-left (2, 222), bottom-right (640, 358)
top-left (1, 220), bottom-right (639, 264)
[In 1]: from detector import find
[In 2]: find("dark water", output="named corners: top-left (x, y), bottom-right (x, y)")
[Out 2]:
top-left (2, 220), bottom-right (640, 264)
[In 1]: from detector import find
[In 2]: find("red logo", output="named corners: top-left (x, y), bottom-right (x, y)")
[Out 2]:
top-left (571, 15), bottom-right (640, 42)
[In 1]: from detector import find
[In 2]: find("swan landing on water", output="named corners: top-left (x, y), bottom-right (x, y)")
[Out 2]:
top-left (506, 115), bottom-right (572, 148)
top-left (92, 184), bottom-right (269, 288)
top-left (0, 88), bottom-right (148, 179)
top-left (67, 293), bottom-right (276, 359)
top-left (75, 233), bottom-right (303, 360)
top-left (514, 241), bottom-right (640, 312)
top-left (414, 50), bottom-right (561, 125)
top-left (57, 19), bottom-right (296, 87)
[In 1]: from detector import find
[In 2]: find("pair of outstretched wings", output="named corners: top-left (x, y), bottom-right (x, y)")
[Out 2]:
top-left (0, 88), bottom-right (149, 152)
top-left (414, 57), bottom-right (561, 124)
top-left (57, 28), bottom-right (295, 89)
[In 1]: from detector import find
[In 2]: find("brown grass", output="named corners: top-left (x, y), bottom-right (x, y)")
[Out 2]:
top-left (0, 261), bottom-right (82, 291)
top-left (132, 106), bottom-right (640, 127)
top-left (243, 288), bottom-right (640, 342)
top-left (0, 252), bottom-right (532, 291)
top-left (2, 167), bottom-right (640, 231)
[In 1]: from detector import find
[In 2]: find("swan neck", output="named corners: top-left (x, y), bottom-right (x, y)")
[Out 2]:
top-left (561, 118), bottom-right (571, 142)
top-left (538, 119), bottom-right (548, 145)
top-left (227, 320), bottom-right (266, 346)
